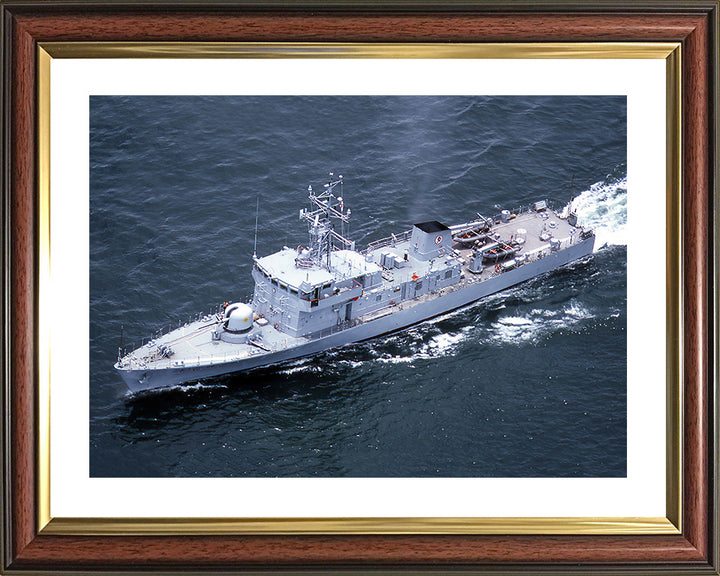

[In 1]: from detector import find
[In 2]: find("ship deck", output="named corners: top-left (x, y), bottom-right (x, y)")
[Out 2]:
top-left (117, 315), bottom-right (308, 371)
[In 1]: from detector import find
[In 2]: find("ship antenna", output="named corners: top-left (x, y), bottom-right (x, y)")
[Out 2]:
top-left (339, 174), bottom-right (345, 239)
top-left (253, 195), bottom-right (260, 259)
top-left (117, 324), bottom-right (123, 363)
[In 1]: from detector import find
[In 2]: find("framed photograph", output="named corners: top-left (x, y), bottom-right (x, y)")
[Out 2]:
top-left (2, 1), bottom-right (717, 574)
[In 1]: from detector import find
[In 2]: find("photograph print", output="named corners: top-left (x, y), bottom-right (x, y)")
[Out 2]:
top-left (90, 95), bottom-right (627, 479)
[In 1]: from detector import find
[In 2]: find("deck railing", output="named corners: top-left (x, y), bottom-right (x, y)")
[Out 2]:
top-left (488, 228), bottom-right (591, 277)
top-left (118, 345), bottom-right (272, 371)
top-left (487, 199), bottom-right (568, 225)
top-left (361, 200), bottom-right (570, 255)
top-left (116, 302), bottom-right (232, 363)
top-left (363, 229), bottom-right (413, 255)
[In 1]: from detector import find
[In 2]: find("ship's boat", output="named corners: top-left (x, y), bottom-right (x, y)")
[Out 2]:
top-left (115, 173), bottom-right (594, 393)
top-left (480, 242), bottom-right (520, 263)
top-left (450, 222), bottom-right (491, 247)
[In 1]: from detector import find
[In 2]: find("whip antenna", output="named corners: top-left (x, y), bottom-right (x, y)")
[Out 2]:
top-left (253, 195), bottom-right (259, 259)
top-left (117, 324), bottom-right (124, 363)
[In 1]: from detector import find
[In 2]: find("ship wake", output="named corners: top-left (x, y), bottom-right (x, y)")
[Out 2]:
top-left (369, 298), bottom-right (600, 363)
top-left (374, 328), bottom-right (473, 365)
top-left (483, 300), bottom-right (595, 346)
top-left (563, 171), bottom-right (626, 252)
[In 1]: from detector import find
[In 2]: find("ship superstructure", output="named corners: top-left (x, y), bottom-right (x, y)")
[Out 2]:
top-left (115, 174), bottom-right (595, 392)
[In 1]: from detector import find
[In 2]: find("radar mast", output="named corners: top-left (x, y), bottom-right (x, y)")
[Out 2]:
top-left (298, 173), bottom-right (353, 269)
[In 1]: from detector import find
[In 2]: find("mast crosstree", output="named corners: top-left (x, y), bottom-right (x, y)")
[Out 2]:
top-left (298, 173), bottom-right (354, 269)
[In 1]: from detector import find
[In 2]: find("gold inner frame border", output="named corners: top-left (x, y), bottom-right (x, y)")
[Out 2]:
top-left (36, 41), bottom-right (682, 536)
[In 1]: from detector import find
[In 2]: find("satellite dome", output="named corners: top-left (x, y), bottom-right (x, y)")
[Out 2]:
top-left (225, 302), bottom-right (253, 332)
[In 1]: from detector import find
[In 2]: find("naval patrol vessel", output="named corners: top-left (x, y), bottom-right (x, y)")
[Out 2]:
top-left (115, 174), bottom-right (595, 392)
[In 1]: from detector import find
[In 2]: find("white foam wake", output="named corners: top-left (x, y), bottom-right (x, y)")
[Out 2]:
top-left (486, 301), bottom-right (594, 345)
top-left (271, 299), bottom-right (601, 371)
top-left (564, 175), bottom-right (627, 251)
top-left (376, 327), bottom-right (472, 364)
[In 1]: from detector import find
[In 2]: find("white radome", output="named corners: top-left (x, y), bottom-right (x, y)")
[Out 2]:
top-left (226, 302), bottom-right (253, 332)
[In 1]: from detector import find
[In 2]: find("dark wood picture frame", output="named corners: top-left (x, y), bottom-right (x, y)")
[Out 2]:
top-left (1, 1), bottom-right (717, 573)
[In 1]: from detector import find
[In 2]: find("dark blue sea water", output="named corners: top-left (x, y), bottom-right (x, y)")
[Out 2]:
top-left (90, 96), bottom-right (627, 478)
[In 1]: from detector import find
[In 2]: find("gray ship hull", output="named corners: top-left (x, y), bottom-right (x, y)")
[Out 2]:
top-left (118, 236), bottom-right (594, 393)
